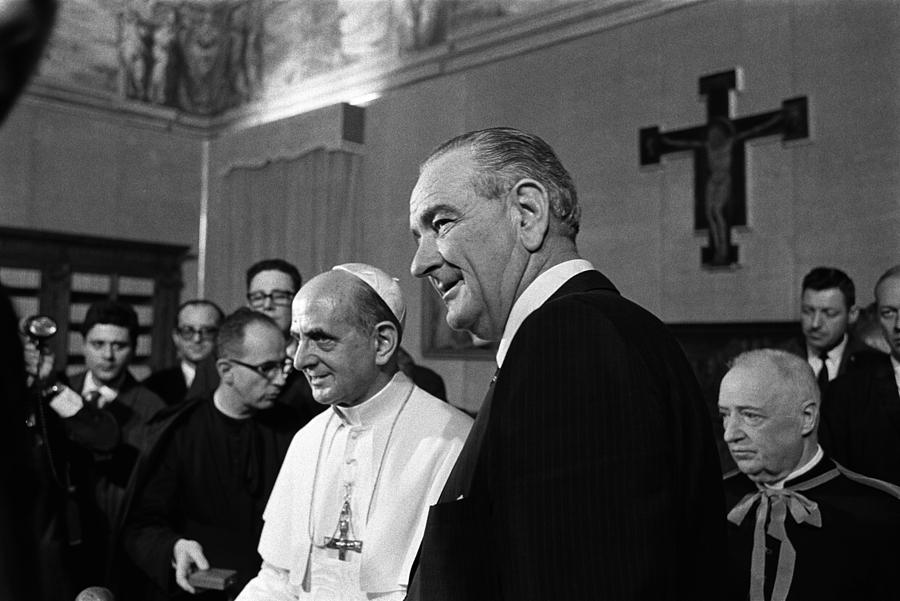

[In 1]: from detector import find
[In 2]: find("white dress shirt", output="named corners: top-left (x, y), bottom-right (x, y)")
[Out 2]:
top-left (806, 335), bottom-right (848, 382)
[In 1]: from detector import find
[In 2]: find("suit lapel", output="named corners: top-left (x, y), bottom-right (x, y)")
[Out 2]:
top-left (437, 372), bottom-right (497, 503)
top-left (70, 371), bottom-right (87, 394)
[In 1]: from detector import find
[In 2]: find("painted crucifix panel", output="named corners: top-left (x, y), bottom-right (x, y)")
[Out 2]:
top-left (640, 69), bottom-right (809, 269)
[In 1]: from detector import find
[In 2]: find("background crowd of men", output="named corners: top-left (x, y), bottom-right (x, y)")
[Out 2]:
top-left (4, 3), bottom-right (900, 600)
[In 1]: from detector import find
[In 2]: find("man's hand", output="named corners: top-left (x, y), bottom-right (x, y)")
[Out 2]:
top-left (23, 340), bottom-right (54, 381)
top-left (173, 538), bottom-right (210, 594)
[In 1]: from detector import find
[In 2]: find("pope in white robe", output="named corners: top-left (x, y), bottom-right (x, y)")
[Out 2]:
top-left (237, 264), bottom-right (473, 601)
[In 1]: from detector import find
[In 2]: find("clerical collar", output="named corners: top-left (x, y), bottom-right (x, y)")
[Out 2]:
top-left (496, 259), bottom-right (594, 368)
top-left (82, 370), bottom-right (120, 406)
top-left (765, 444), bottom-right (823, 490)
top-left (332, 371), bottom-right (411, 427)
top-left (180, 359), bottom-right (197, 387)
top-left (213, 388), bottom-right (251, 420)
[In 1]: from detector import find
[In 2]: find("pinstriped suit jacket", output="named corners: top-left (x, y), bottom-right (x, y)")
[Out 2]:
top-left (408, 270), bottom-right (729, 600)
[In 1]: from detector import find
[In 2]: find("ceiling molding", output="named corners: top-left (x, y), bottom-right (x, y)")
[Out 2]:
top-left (21, 80), bottom-right (211, 137)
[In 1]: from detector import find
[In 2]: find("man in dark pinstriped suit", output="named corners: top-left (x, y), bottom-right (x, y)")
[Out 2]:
top-left (406, 127), bottom-right (728, 600)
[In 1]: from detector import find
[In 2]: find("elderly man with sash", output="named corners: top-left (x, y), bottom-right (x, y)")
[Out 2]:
top-left (237, 263), bottom-right (472, 601)
top-left (719, 349), bottom-right (900, 601)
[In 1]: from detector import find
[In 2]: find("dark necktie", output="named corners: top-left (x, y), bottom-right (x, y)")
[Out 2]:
top-left (817, 353), bottom-right (829, 389)
top-left (84, 389), bottom-right (102, 408)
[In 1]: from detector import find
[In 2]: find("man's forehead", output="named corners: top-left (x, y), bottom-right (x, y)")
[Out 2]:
top-left (411, 149), bottom-right (476, 206)
top-left (242, 322), bottom-right (285, 356)
top-left (719, 367), bottom-right (769, 404)
top-left (249, 269), bottom-right (294, 291)
top-left (86, 323), bottom-right (130, 341)
top-left (292, 289), bottom-right (342, 328)
top-left (801, 287), bottom-right (847, 308)
top-left (179, 304), bottom-right (218, 323)
top-left (876, 276), bottom-right (900, 304)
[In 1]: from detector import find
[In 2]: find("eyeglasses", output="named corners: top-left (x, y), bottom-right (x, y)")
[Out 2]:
top-left (228, 358), bottom-right (286, 380)
top-left (247, 289), bottom-right (294, 308)
top-left (176, 326), bottom-right (218, 341)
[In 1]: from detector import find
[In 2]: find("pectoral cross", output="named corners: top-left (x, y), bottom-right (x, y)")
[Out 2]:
top-left (323, 486), bottom-right (363, 560)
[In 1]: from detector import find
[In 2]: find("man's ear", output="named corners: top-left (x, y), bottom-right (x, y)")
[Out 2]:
top-left (372, 321), bottom-right (399, 367)
top-left (847, 304), bottom-right (860, 326)
top-left (509, 178), bottom-right (550, 252)
top-left (800, 399), bottom-right (819, 437)
top-left (216, 358), bottom-right (233, 384)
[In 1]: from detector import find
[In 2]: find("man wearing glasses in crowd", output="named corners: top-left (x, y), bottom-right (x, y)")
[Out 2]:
top-left (189, 259), bottom-right (324, 426)
top-left (143, 299), bottom-right (224, 405)
top-left (122, 308), bottom-right (304, 600)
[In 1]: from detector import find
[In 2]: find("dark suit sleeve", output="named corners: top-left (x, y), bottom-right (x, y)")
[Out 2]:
top-left (488, 297), bottom-right (721, 600)
top-left (121, 428), bottom-right (183, 594)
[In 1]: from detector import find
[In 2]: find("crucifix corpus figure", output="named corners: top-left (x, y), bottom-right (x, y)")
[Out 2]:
top-left (640, 69), bottom-right (809, 269)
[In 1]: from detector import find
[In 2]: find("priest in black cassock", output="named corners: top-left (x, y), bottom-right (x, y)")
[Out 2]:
top-left (719, 349), bottom-right (900, 601)
top-left (121, 308), bottom-right (302, 600)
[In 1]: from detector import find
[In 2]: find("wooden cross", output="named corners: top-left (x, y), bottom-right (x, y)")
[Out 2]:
top-left (324, 497), bottom-right (363, 560)
top-left (639, 69), bottom-right (808, 268)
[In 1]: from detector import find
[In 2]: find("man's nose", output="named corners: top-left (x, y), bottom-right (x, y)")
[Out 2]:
top-left (293, 339), bottom-right (313, 371)
top-left (410, 236), bottom-right (440, 278)
top-left (811, 312), bottom-right (824, 328)
top-left (262, 294), bottom-right (275, 309)
top-left (722, 416), bottom-right (742, 442)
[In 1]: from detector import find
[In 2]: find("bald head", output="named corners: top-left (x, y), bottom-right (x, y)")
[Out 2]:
top-left (290, 269), bottom-right (401, 407)
top-left (718, 349), bottom-right (819, 484)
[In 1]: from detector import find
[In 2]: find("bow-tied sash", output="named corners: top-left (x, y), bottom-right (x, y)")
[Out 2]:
top-left (727, 468), bottom-right (839, 601)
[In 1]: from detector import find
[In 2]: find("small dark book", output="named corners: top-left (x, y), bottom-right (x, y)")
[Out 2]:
top-left (187, 568), bottom-right (237, 591)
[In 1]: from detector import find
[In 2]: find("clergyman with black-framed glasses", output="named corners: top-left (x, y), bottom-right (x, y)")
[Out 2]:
top-left (122, 308), bottom-right (304, 600)
top-left (188, 259), bottom-right (326, 428)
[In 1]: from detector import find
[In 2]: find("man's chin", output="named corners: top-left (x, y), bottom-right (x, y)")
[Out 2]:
top-left (92, 369), bottom-right (123, 385)
top-left (311, 390), bottom-right (335, 406)
top-left (445, 307), bottom-right (487, 338)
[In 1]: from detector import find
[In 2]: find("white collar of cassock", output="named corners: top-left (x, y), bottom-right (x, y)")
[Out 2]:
top-left (259, 369), bottom-right (461, 593)
top-left (331, 371), bottom-right (408, 427)
top-left (496, 259), bottom-right (595, 369)
top-left (82, 370), bottom-right (119, 407)
top-left (765, 444), bottom-right (823, 490)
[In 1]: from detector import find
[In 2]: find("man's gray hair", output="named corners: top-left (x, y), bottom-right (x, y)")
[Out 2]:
top-left (423, 127), bottom-right (581, 239)
top-left (875, 264), bottom-right (900, 296)
top-left (728, 348), bottom-right (819, 408)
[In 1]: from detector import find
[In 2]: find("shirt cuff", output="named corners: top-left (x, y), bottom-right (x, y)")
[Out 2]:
top-left (49, 385), bottom-right (84, 418)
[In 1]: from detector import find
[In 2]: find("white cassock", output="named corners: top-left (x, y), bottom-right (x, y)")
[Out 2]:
top-left (237, 372), bottom-right (473, 601)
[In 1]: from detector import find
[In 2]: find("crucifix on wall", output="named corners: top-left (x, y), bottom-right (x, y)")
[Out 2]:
top-left (639, 69), bottom-right (809, 268)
